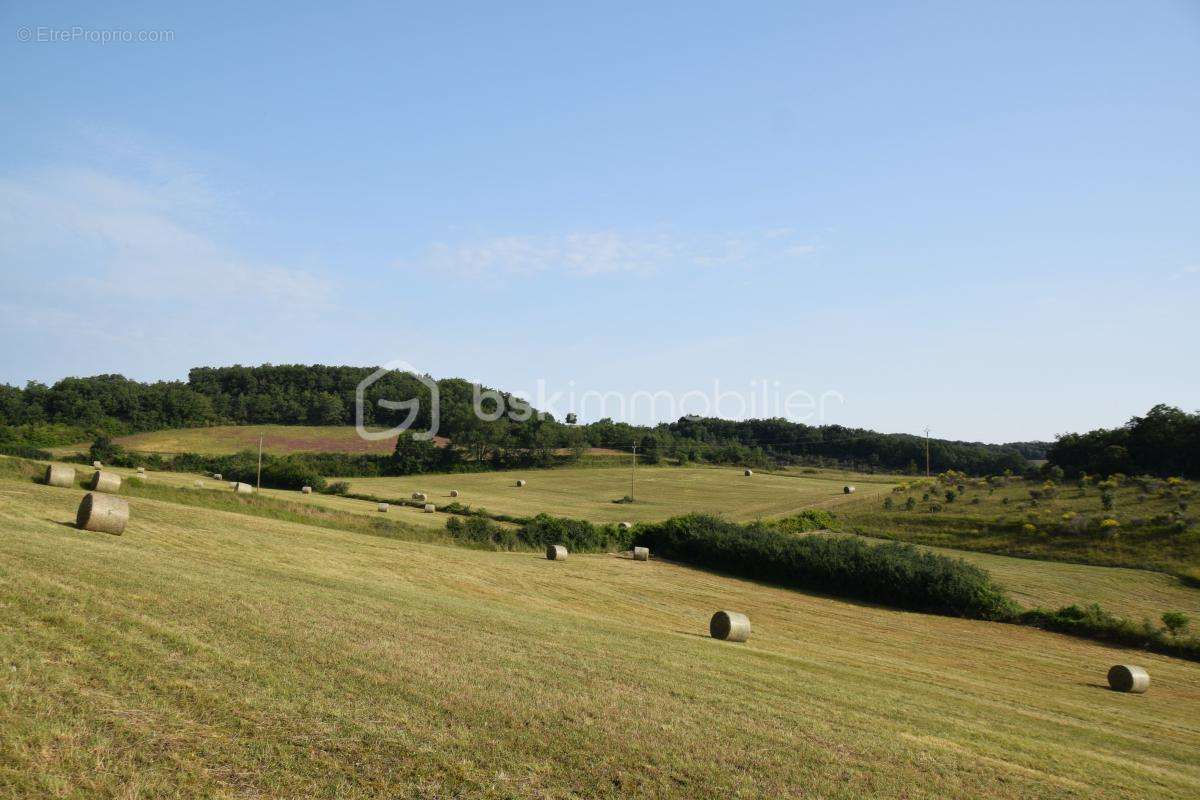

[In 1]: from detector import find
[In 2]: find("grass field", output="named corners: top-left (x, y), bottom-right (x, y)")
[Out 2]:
top-left (341, 466), bottom-right (899, 524)
top-left (28, 459), bottom-right (1200, 623)
top-left (835, 475), bottom-right (1200, 577)
top-left (99, 424), bottom-right (411, 455)
top-left (3, 467), bottom-right (1199, 798)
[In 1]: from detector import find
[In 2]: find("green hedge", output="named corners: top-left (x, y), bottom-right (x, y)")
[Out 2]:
top-left (633, 514), bottom-right (1016, 619)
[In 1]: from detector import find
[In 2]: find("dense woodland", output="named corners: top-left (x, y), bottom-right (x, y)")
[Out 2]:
top-left (6, 364), bottom-right (1188, 477)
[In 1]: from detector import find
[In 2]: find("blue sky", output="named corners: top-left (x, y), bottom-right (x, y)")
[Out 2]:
top-left (1, 1), bottom-right (1197, 442)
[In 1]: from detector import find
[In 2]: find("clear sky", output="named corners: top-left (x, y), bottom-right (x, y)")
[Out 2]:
top-left (1, 1), bottom-right (1197, 442)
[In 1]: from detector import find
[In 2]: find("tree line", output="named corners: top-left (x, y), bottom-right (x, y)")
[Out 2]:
top-left (0, 364), bottom-right (1048, 474)
top-left (1046, 404), bottom-right (1200, 478)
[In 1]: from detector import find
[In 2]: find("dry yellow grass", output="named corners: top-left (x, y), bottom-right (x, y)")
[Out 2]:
top-left (1, 469), bottom-right (1198, 798)
top-left (342, 465), bottom-right (898, 524)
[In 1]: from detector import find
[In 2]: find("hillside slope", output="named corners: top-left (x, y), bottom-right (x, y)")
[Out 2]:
top-left (1, 472), bottom-right (1198, 798)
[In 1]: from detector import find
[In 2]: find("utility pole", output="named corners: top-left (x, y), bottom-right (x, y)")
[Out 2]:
top-left (924, 427), bottom-right (931, 477)
top-left (256, 434), bottom-right (264, 491)
top-left (630, 442), bottom-right (638, 502)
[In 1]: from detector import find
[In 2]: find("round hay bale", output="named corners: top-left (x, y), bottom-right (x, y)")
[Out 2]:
top-left (194, 480), bottom-right (205, 488)
top-left (1107, 664), bottom-right (1150, 693)
top-left (301, 486), bottom-right (312, 494)
top-left (412, 492), bottom-right (427, 501)
top-left (546, 544), bottom-right (568, 561)
top-left (423, 503), bottom-right (435, 513)
top-left (233, 482), bottom-right (253, 494)
top-left (843, 485), bottom-right (856, 494)
top-left (75, 492), bottom-right (128, 535)
top-left (213, 473), bottom-right (223, 480)
top-left (45, 464), bottom-right (75, 488)
top-left (744, 468), bottom-right (753, 476)
top-left (89, 470), bottom-right (121, 494)
top-left (619, 521), bottom-right (632, 530)
top-left (450, 489), bottom-right (460, 497)
top-left (92, 460), bottom-right (102, 468)
top-left (516, 479), bottom-right (526, 487)
top-left (378, 502), bottom-right (390, 512)
top-left (632, 546), bottom-right (649, 561)
top-left (136, 467), bottom-right (146, 474)
top-left (709, 610), bottom-right (751, 642)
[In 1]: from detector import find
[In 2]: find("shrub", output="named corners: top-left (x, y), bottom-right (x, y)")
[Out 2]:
top-left (882, 497), bottom-right (894, 510)
top-left (774, 509), bottom-right (836, 533)
top-left (904, 497), bottom-right (916, 511)
top-left (321, 481), bottom-right (350, 495)
top-left (1162, 612), bottom-right (1191, 636)
top-left (1101, 490), bottom-right (1115, 510)
top-left (632, 514), bottom-right (1016, 619)
top-left (519, 514), bottom-right (631, 553)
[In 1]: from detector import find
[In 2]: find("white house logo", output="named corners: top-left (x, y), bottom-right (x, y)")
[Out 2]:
top-left (355, 360), bottom-right (440, 441)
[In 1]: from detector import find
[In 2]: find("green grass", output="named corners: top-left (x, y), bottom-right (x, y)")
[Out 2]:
top-left (1, 468), bottom-right (1199, 798)
top-left (836, 475), bottom-right (1200, 578)
top-left (341, 465), bottom-right (899, 525)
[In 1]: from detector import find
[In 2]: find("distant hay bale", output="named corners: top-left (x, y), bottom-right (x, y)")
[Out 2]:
top-left (412, 492), bottom-right (427, 501)
top-left (45, 465), bottom-right (75, 488)
top-left (546, 544), bottom-right (568, 561)
top-left (632, 546), bottom-right (649, 561)
top-left (450, 489), bottom-right (460, 497)
top-left (89, 470), bottom-right (121, 494)
top-left (516, 479), bottom-right (526, 487)
top-left (423, 503), bottom-right (435, 513)
top-left (213, 473), bottom-right (223, 480)
top-left (75, 492), bottom-right (128, 535)
top-left (744, 469), bottom-right (753, 476)
top-left (378, 502), bottom-right (389, 512)
top-left (843, 485), bottom-right (856, 494)
top-left (194, 480), bottom-right (205, 488)
top-left (233, 482), bottom-right (253, 494)
top-left (709, 610), bottom-right (751, 642)
top-left (136, 467), bottom-right (146, 474)
top-left (92, 460), bottom-right (102, 468)
top-left (1107, 665), bottom-right (1150, 693)
top-left (301, 486), bottom-right (312, 494)
top-left (619, 521), bottom-right (632, 530)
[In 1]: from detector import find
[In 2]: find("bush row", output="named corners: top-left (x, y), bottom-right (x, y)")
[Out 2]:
top-left (445, 513), bottom-right (633, 554)
top-left (1020, 604), bottom-right (1199, 661)
top-left (632, 514), bottom-right (1017, 619)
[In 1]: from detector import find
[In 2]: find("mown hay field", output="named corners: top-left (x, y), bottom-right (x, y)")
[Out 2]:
top-left (341, 465), bottom-right (898, 524)
top-left (1, 468), bottom-right (1198, 798)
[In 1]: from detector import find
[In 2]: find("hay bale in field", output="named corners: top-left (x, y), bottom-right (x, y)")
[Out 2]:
top-left (423, 503), bottom-right (435, 513)
top-left (194, 480), bottom-right (205, 488)
top-left (450, 489), bottom-right (460, 497)
top-left (45, 465), bottom-right (75, 488)
top-left (301, 486), bottom-right (312, 494)
top-left (229, 481), bottom-right (238, 489)
top-left (75, 492), bottom-right (128, 535)
top-left (89, 470), bottom-right (121, 494)
top-left (1107, 665), bottom-right (1150, 693)
top-left (619, 521), bottom-right (632, 530)
top-left (92, 460), bottom-right (102, 468)
top-left (546, 544), bottom-right (568, 561)
top-left (233, 482), bottom-right (253, 494)
top-left (843, 485), bottom-right (856, 494)
top-left (213, 473), bottom-right (223, 480)
top-left (632, 546), bottom-right (649, 561)
top-left (136, 467), bottom-right (146, 474)
top-left (709, 610), bottom-right (751, 642)
top-left (516, 479), bottom-right (526, 487)
top-left (744, 468), bottom-right (753, 476)
top-left (378, 502), bottom-right (390, 512)
top-left (412, 491), bottom-right (427, 501)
